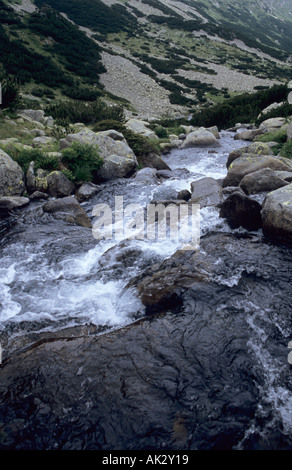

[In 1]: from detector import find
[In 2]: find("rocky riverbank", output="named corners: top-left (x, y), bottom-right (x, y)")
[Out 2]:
top-left (1, 106), bottom-right (292, 243)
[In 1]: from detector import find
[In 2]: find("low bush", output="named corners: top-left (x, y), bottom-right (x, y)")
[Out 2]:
top-left (60, 142), bottom-right (103, 182)
top-left (45, 99), bottom-right (125, 125)
top-left (154, 126), bottom-right (168, 139)
top-left (280, 140), bottom-right (292, 160)
top-left (7, 147), bottom-right (60, 173)
top-left (257, 128), bottom-right (287, 144)
top-left (0, 69), bottom-right (21, 111)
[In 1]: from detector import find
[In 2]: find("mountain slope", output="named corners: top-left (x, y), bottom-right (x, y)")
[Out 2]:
top-left (2, 0), bottom-right (292, 119)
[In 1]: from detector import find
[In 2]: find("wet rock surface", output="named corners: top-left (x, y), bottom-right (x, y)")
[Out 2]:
top-left (0, 232), bottom-right (291, 450)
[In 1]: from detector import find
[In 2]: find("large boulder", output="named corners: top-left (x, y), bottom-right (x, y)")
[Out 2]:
top-left (239, 168), bottom-right (289, 195)
top-left (17, 109), bottom-right (46, 124)
top-left (181, 127), bottom-right (220, 148)
top-left (219, 191), bottom-right (262, 231)
top-left (226, 142), bottom-right (275, 168)
top-left (234, 129), bottom-right (263, 141)
top-left (46, 171), bottom-right (75, 198)
top-left (0, 196), bottom-right (29, 214)
top-left (222, 154), bottom-right (292, 188)
top-left (133, 167), bottom-right (158, 185)
top-left (0, 149), bottom-right (25, 196)
top-left (190, 177), bottom-right (223, 208)
top-left (258, 102), bottom-right (285, 118)
top-left (261, 184), bottom-right (292, 243)
top-left (60, 128), bottom-right (138, 181)
top-left (259, 117), bottom-right (287, 133)
top-left (125, 119), bottom-right (158, 139)
top-left (42, 196), bottom-right (92, 228)
top-left (137, 153), bottom-right (171, 171)
top-left (32, 136), bottom-right (55, 148)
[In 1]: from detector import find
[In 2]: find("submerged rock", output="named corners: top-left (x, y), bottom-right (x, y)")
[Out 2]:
top-left (42, 196), bottom-right (92, 228)
top-left (219, 191), bottom-right (262, 231)
top-left (190, 177), bottom-right (223, 208)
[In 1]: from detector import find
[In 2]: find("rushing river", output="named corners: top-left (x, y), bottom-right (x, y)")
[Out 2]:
top-left (0, 130), bottom-right (292, 450)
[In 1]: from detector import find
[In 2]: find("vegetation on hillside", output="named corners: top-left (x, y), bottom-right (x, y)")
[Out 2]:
top-left (190, 84), bottom-right (291, 129)
top-left (0, 1), bottom-right (106, 103)
top-left (45, 100), bottom-right (125, 126)
top-left (34, 0), bottom-right (139, 37)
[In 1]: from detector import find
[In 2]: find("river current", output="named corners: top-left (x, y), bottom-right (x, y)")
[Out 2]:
top-left (0, 130), bottom-right (292, 450)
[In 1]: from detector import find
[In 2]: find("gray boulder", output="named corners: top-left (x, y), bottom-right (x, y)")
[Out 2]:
top-left (226, 142), bottom-right (275, 169)
top-left (0, 149), bottom-right (25, 197)
top-left (261, 184), bottom-right (292, 243)
top-left (26, 161), bottom-right (36, 193)
top-left (239, 168), bottom-right (289, 195)
top-left (18, 109), bottom-right (46, 124)
top-left (259, 117), bottom-right (287, 133)
top-left (125, 119), bottom-right (158, 139)
top-left (97, 154), bottom-right (137, 181)
top-left (138, 153), bottom-right (171, 171)
top-left (35, 169), bottom-right (49, 193)
top-left (258, 102), bottom-right (284, 117)
top-left (42, 196), bottom-right (92, 228)
top-left (190, 177), bottom-right (223, 208)
top-left (181, 127), bottom-right (220, 148)
top-left (75, 182), bottom-right (101, 203)
top-left (32, 136), bottom-right (55, 148)
top-left (274, 171), bottom-right (292, 182)
top-left (234, 129), bottom-right (263, 141)
top-left (46, 171), bottom-right (75, 198)
top-left (0, 196), bottom-right (29, 214)
top-left (222, 154), bottom-right (292, 188)
top-left (60, 128), bottom-right (138, 181)
top-left (29, 191), bottom-right (49, 201)
top-left (133, 168), bottom-right (158, 185)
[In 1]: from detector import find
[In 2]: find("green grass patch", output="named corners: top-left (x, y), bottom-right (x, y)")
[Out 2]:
top-left (280, 140), bottom-right (292, 160)
top-left (257, 128), bottom-right (287, 144)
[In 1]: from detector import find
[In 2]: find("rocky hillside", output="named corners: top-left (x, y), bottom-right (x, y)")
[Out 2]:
top-left (2, 0), bottom-right (292, 120)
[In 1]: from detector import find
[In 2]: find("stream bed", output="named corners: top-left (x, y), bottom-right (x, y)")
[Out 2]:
top-left (0, 131), bottom-right (291, 450)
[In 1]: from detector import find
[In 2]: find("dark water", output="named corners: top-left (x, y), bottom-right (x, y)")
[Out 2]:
top-left (0, 131), bottom-right (291, 450)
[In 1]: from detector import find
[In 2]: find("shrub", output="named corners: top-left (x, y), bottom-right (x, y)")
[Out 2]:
top-left (7, 147), bottom-right (60, 173)
top-left (190, 84), bottom-right (289, 130)
top-left (155, 126), bottom-right (168, 139)
top-left (45, 99), bottom-right (125, 125)
top-left (61, 142), bottom-right (103, 182)
top-left (257, 128), bottom-right (287, 144)
top-left (280, 140), bottom-right (292, 160)
top-left (0, 69), bottom-right (21, 111)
